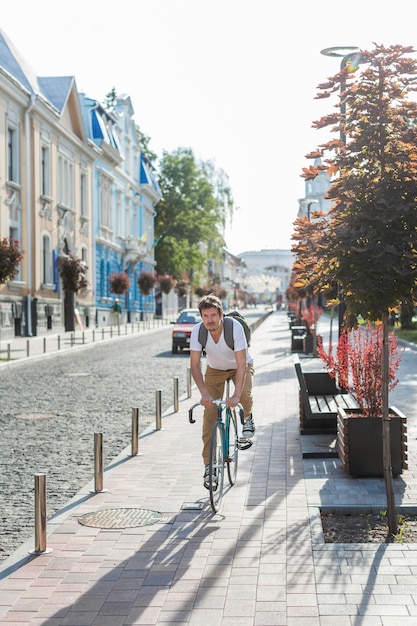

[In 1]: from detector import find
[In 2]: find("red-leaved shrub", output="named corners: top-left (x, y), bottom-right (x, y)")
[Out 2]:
top-left (318, 322), bottom-right (401, 417)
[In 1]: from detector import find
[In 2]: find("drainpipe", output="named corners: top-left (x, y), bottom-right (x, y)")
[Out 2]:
top-left (25, 94), bottom-right (37, 336)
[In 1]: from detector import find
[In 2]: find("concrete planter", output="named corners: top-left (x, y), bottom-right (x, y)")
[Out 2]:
top-left (337, 407), bottom-right (408, 477)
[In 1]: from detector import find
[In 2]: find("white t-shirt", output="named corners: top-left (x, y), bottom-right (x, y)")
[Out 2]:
top-left (190, 318), bottom-right (253, 370)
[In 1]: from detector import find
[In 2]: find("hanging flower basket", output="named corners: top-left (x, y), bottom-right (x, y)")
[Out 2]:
top-left (109, 272), bottom-right (130, 295)
top-left (0, 237), bottom-right (23, 285)
top-left (158, 274), bottom-right (174, 294)
top-left (175, 280), bottom-right (188, 297)
top-left (58, 255), bottom-right (88, 293)
top-left (138, 271), bottom-right (156, 295)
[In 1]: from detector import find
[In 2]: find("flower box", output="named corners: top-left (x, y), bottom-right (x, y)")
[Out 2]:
top-left (337, 406), bottom-right (408, 477)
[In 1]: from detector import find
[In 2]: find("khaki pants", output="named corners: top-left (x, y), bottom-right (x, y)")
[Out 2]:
top-left (202, 363), bottom-right (255, 464)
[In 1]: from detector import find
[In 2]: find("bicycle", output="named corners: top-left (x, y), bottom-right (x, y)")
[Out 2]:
top-left (189, 398), bottom-right (246, 513)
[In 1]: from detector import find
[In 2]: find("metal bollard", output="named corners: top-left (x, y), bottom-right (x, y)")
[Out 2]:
top-left (26, 339), bottom-right (30, 357)
top-left (29, 473), bottom-right (52, 554)
top-left (82, 331), bottom-right (85, 344)
top-left (7, 343), bottom-right (11, 360)
top-left (102, 328), bottom-right (104, 340)
top-left (58, 335), bottom-right (61, 350)
top-left (187, 368), bottom-right (192, 398)
top-left (131, 407), bottom-right (139, 456)
top-left (92, 329), bottom-right (95, 342)
top-left (91, 433), bottom-right (107, 493)
top-left (156, 390), bottom-right (162, 430)
top-left (174, 377), bottom-right (179, 412)
top-left (43, 337), bottom-right (46, 353)
top-left (71, 333), bottom-right (74, 347)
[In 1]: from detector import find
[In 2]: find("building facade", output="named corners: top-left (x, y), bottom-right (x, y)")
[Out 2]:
top-left (0, 29), bottom-right (159, 339)
top-left (81, 94), bottom-right (161, 327)
top-left (237, 249), bottom-right (293, 305)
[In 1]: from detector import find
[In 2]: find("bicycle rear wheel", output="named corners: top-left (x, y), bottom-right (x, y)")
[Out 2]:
top-left (209, 421), bottom-right (224, 512)
top-left (226, 408), bottom-right (239, 485)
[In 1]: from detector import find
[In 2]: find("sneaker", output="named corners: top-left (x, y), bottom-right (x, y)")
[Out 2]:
top-left (237, 437), bottom-right (253, 450)
top-left (242, 415), bottom-right (255, 439)
top-left (203, 464), bottom-right (217, 489)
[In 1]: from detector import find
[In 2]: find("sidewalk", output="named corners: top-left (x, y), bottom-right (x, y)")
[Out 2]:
top-left (0, 318), bottom-right (171, 367)
top-left (1, 311), bottom-right (417, 625)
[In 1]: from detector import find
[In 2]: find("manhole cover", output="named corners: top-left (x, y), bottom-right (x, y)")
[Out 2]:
top-left (15, 413), bottom-right (56, 420)
top-left (77, 508), bottom-right (163, 529)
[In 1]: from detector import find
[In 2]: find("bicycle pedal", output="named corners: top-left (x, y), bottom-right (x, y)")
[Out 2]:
top-left (238, 439), bottom-right (253, 450)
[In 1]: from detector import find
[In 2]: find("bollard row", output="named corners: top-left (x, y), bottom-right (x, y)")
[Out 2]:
top-left (30, 371), bottom-right (195, 554)
top-left (3, 317), bottom-right (174, 362)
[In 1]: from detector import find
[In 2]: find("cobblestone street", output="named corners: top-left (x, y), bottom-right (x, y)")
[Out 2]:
top-left (0, 327), bottom-right (191, 561)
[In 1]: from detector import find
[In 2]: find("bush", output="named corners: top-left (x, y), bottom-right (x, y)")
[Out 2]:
top-left (318, 322), bottom-right (401, 417)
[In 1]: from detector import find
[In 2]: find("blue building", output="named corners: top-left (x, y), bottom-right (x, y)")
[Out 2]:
top-left (79, 93), bottom-right (161, 325)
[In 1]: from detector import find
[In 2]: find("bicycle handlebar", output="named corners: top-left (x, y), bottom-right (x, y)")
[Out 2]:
top-left (188, 401), bottom-right (245, 425)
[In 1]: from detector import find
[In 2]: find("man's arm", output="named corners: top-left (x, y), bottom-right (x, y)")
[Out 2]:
top-left (190, 349), bottom-right (213, 408)
top-left (226, 349), bottom-right (247, 408)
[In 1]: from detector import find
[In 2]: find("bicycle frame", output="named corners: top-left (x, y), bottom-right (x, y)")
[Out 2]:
top-left (189, 399), bottom-right (244, 513)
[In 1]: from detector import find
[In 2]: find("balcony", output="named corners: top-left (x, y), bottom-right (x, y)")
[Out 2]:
top-left (123, 236), bottom-right (147, 265)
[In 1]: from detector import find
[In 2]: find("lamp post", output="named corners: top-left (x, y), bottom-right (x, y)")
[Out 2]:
top-left (320, 46), bottom-right (360, 336)
top-left (321, 47), bottom-right (361, 143)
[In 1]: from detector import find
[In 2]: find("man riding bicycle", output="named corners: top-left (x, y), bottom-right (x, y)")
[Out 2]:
top-left (189, 294), bottom-right (255, 488)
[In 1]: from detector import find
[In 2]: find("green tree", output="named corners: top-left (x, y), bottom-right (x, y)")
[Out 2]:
top-left (103, 87), bottom-right (117, 112)
top-left (305, 44), bottom-right (417, 533)
top-left (154, 147), bottom-right (233, 283)
top-left (136, 126), bottom-right (157, 164)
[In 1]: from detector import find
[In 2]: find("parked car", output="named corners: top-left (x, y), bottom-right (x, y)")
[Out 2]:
top-left (171, 308), bottom-right (201, 354)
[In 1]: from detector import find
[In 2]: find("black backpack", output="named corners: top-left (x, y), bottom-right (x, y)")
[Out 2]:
top-left (198, 311), bottom-right (251, 350)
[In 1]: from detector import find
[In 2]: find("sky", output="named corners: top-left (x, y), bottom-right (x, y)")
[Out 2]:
top-left (2, 0), bottom-right (417, 256)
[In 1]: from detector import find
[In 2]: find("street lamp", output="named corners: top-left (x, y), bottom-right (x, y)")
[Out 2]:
top-left (320, 46), bottom-right (360, 336)
top-left (321, 46), bottom-right (361, 145)
top-left (301, 198), bottom-right (319, 219)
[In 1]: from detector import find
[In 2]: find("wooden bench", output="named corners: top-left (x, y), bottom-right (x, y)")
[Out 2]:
top-left (293, 354), bottom-right (359, 435)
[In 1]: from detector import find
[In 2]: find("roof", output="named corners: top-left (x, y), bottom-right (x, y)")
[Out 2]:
top-left (0, 28), bottom-right (75, 115)
top-left (0, 28), bottom-right (39, 93)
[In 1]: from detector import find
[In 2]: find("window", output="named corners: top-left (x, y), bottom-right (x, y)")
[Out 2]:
top-left (58, 153), bottom-right (74, 208)
top-left (42, 234), bottom-right (53, 285)
top-left (7, 127), bottom-right (18, 183)
top-left (100, 258), bottom-right (105, 297)
top-left (116, 189), bottom-right (122, 238)
top-left (80, 172), bottom-right (87, 217)
top-left (41, 145), bottom-right (51, 196)
top-left (99, 172), bottom-right (113, 230)
top-left (80, 245), bottom-right (89, 287)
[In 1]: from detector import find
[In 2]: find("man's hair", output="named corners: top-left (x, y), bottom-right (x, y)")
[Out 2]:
top-left (198, 293), bottom-right (223, 315)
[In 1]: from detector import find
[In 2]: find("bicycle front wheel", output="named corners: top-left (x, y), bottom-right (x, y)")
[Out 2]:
top-left (209, 421), bottom-right (224, 513)
top-left (226, 408), bottom-right (239, 486)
